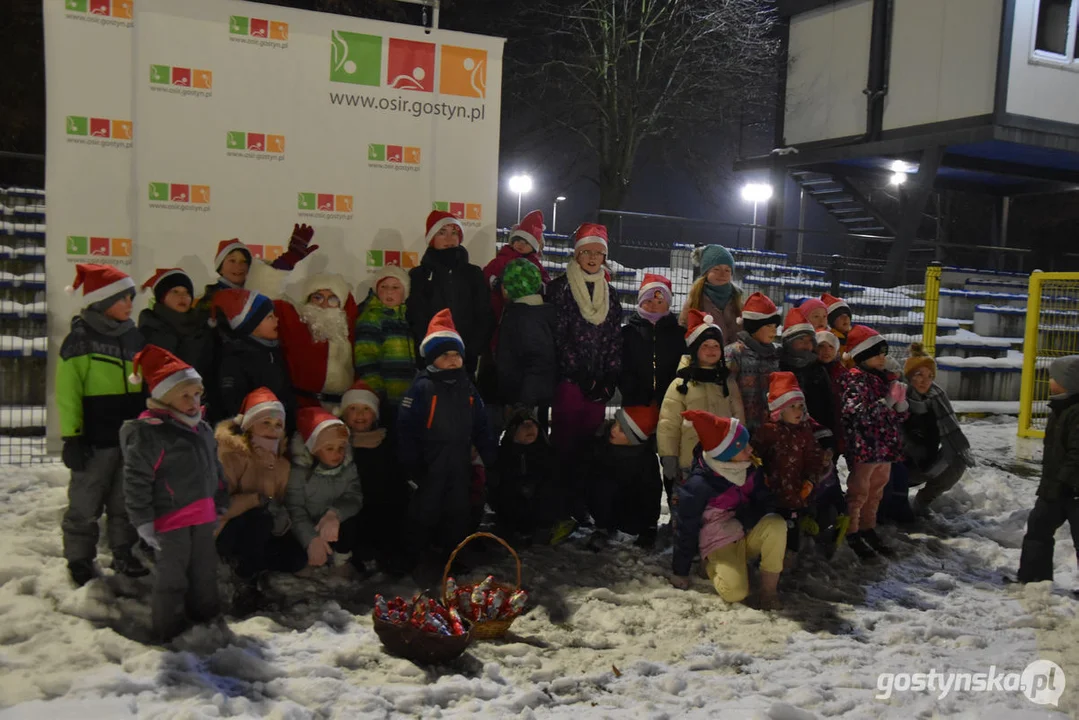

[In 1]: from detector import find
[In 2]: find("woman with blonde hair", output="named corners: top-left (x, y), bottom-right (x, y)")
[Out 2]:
top-left (678, 245), bottom-right (743, 343)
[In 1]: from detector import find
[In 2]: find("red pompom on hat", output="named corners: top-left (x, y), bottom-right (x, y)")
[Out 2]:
top-left (425, 210), bottom-right (465, 246)
top-left (637, 273), bottom-right (673, 306)
top-left (214, 238), bottom-right (251, 271)
top-left (737, 291), bottom-right (780, 326)
top-left (235, 387), bottom-right (285, 430)
top-left (572, 222), bottom-right (608, 252)
top-left (65, 263), bottom-right (135, 307)
top-left (616, 405), bottom-right (659, 445)
top-left (509, 210), bottom-right (545, 253)
top-left (129, 344), bottom-right (202, 400)
top-left (768, 371), bottom-right (806, 414)
top-left (845, 324), bottom-right (887, 362)
top-left (684, 308), bottom-right (724, 348)
top-left (297, 406), bottom-right (347, 453)
top-left (781, 306), bottom-right (816, 341)
top-left (340, 379), bottom-right (380, 420)
top-left (420, 308), bottom-right (465, 359)
top-left (680, 409), bottom-right (750, 462)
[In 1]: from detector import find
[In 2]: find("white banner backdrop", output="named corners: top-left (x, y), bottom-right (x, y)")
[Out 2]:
top-left (132, 0), bottom-right (503, 301)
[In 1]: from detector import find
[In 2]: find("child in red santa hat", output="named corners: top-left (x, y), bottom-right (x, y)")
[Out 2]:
top-left (725, 292), bottom-right (782, 432)
top-left (195, 226), bottom-right (319, 311)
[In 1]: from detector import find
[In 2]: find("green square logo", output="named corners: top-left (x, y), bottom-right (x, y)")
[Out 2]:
top-left (298, 192), bottom-right (316, 210)
top-left (366, 250), bottom-right (383, 267)
top-left (150, 65), bottom-right (170, 84)
top-left (148, 182), bottom-right (168, 201)
top-left (227, 131), bottom-right (245, 149)
top-left (432, 201), bottom-right (449, 212)
top-left (229, 16), bottom-right (249, 36)
top-left (368, 144), bottom-right (386, 161)
top-left (66, 236), bottom-right (88, 255)
top-left (330, 30), bottom-right (381, 86)
top-left (66, 116), bottom-right (88, 136)
top-left (65, 0), bottom-right (88, 11)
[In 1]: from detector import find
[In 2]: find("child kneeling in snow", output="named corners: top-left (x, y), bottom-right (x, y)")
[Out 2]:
top-left (671, 410), bottom-right (785, 610)
top-left (286, 407), bottom-right (366, 574)
top-left (120, 346), bottom-right (228, 642)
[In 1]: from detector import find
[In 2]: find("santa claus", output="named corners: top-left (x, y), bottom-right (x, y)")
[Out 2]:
top-left (274, 273), bottom-right (359, 410)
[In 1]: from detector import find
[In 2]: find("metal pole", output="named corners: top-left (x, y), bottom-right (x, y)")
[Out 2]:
top-left (516, 192), bottom-right (522, 223)
top-left (390, 0), bottom-right (440, 29)
top-left (797, 188), bottom-right (807, 264)
top-left (552, 201), bottom-right (558, 234)
top-left (751, 201), bottom-right (759, 250)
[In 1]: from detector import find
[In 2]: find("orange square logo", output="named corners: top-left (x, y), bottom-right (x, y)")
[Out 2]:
top-left (191, 185), bottom-right (211, 204)
top-left (403, 251), bottom-right (419, 269)
top-left (336, 195), bottom-right (353, 212)
top-left (192, 69), bottom-right (213, 89)
top-left (270, 21), bottom-right (289, 41)
top-left (112, 120), bottom-right (132, 140)
top-left (440, 45), bottom-right (487, 98)
top-left (267, 134), bottom-right (286, 153)
top-left (111, 238), bottom-right (132, 257)
top-left (111, 0), bottom-right (133, 19)
top-left (265, 245), bottom-right (284, 261)
top-left (404, 146), bottom-right (421, 164)
top-left (465, 203), bottom-right (482, 220)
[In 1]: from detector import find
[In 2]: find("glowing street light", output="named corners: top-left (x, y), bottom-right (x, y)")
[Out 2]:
top-left (740, 183), bottom-right (773, 249)
top-left (552, 195), bottom-right (566, 234)
top-left (508, 174), bottom-right (533, 222)
top-left (890, 172), bottom-right (908, 186)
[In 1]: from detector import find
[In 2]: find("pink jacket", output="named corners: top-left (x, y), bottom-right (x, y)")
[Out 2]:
top-left (698, 476), bottom-right (755, 558)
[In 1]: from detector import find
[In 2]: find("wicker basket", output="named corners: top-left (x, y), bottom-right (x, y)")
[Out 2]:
top-left (442, 532), bottom-right (523, 640)
top-left (371, 610), bottom-right (473, 665)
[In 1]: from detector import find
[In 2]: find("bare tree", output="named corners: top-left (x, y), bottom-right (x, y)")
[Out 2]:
top-left (523, 0), bottom-right (780, 211)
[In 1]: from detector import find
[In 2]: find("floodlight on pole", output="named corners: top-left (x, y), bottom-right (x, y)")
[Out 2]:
top-left (890, 172), bottom-right (907, 186)
top-left (740, 183), bottom-right (773, 250)
top-left (552, 195), bottom-right (566, 234)
top-left (508, 174), bottom-right (533, 222)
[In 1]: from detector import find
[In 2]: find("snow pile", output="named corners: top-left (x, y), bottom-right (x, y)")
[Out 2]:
top-left (0, 421), bottom-right (1076, 717)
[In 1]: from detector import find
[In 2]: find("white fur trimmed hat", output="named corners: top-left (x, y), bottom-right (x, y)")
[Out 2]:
top-left (128, 345), bottom-right (202, 400)
top-left (66, 263), bottom-right (136, 307)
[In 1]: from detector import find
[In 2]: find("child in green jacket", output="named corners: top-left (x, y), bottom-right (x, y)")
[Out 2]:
top-left (353, 266), bottom-right (416, 412)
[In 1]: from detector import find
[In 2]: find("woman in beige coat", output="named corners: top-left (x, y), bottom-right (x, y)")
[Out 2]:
top-left (657, 310), bottom-right (745, 509)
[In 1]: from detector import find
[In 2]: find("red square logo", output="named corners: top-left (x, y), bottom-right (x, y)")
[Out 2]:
top-left (449, 202), bottom-right (465, 218)
top-left (90, 237), bottom-right (110, 256)
top-left (317, 193), bottom-right (335, 211)
top-left (249, 18), bottom-right (269, 37)
top-left (246, 133), bottom-right (266, 151)
top-left (386, 38), bottom-right (435, 92)
top-left (89, 118), bottom-right (111, 138)
top-left (170, 184), bottom-right (190, 202)
top-left (247, 244), bottom-right (265, 259)
top-left (171, 67), bottom-right (191, 86)
top-left (387, 145), bottom-right (403, 163)
top-left (89, 0), bottom-right (110, 15)
top-left (385, 251), bottom-right (401, 266)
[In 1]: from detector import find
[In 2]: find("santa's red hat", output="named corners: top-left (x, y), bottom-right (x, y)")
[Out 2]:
top-left (420, 308), bottom-right (465, 359)
top-left (781, 306), bottom-right (816, 342)
top-left (820, 292), bottom-right (851, 325)
top-left (637, 273), bottom-right (672, 306)
top-left (142, 267), bottom-right (194, 303)
top-left (236, 387), bottom-right (285, 430)
top-left (340, 379), bottom-right (380, 420)
top-left (65, 263), bottom-right (135, 307)
top-left (768, 371), bottom-right (805, 415)
top-left (425, 210), bottom-right (464, 246)
top-left (680, 410), bottom-right (749, 462)
top-left (129, 345), bottom-right (202, 400)
top-left (509, 210), bottom-right (544, 253)
top-left (297, 406), bottom-right (347, 453)
top-left (737, 292), bottom-right (781, 332)
top-left (685, 309), bottom-right (724, 348)
top-left (572, 222), bottom-right (608, 252)
top-left (845, 324), bottom-right (887, 363)
top-left (209, 288), bottom-right (274, 336)
top-left (616, 405), bottom-right (659, 445)
top-left (214, 238), bottom-right (251, 271)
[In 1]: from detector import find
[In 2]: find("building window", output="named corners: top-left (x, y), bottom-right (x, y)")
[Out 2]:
top-left (1033, 0), bottom-right (1078, 64)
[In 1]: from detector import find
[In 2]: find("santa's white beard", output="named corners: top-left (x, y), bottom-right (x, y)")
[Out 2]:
top-left (299, 303), bottom-right (350, 344)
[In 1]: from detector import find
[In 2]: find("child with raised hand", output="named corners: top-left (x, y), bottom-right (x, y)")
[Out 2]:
top-left (120, 346), bottom-right (228, 641)
top-left (1016, 355), bottom-right (1079, 584)
top-left (658, 310), bottom-right (744, 507)
top-left (490, 406), bottom-right (565, 545)
top-left (287, 407), bottom-right (366, 574)
top-left (725, 292), bottom-right (782, 432)
top-left (57, 264), bottom-right (147, 586)
top-left (619, 274), bottom-right (685, 411)
top-left (195, 229), bottom-right (319, 311)
top-left (353, 266), bottom-right (416, 412)
top-left (671, 410), bottom-right (785, 610)
top-left (398, 309), bottom-right (496, 566)
top-left (587, 406), bottom-right (663, 550)
top-left (838, 325), bottom-right (908, 560)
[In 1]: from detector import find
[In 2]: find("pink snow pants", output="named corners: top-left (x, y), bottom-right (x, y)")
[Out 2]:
top-left (846, 462), bottom-right (891, 533)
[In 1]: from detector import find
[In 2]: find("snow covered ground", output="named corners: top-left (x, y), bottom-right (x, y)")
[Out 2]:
top-left (0, 419), bottom-right (1077, 718)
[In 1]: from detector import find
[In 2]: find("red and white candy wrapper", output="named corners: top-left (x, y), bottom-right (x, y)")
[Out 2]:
top-left (448, 607), bottom-right (466, 635)
top-left (475, 575), bottom-right (495, 593)
top-left (508, 589), bottom-right (529, 614)
top-left (375, 594), bottom-right (390, 620)
top-left (486, 589), bottom-right (507, 619)
top-left (445, 577), bottom-right (458, 597)
top-left (372, 592), bottom-right (467, 636)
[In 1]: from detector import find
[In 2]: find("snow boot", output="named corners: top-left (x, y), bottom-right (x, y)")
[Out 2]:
top-left (586, 529), bottom-right (610, 552)
top-left (68, 559), bottom-right (98, 587)
top-left (635, 527), bottom-right (657, 550)
top-left (846, 532), bottom-right (877, 560)
top-left (112, 548), bottom-right (150, 578)
top-left (230, 577), bottom-right (263, 617)
top-left (862, 529), bottom-right (896, 558)
top-left (548, 518), bottom-right (577, 546)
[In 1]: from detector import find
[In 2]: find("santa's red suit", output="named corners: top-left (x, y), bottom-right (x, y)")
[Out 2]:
top-left (274, 273), bottom-right (359, 408)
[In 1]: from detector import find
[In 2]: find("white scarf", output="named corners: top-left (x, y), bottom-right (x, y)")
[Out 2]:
top-left (704, 457), bottom-right (751, 486)
top-left (566, 260), bottom-right (609, 325)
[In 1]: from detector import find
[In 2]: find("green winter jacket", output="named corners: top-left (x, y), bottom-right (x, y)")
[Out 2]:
top-left (55, 315), bottom-right (146, 447)
top-left (1038, 394), bottom-right (1079, 500)
top-left (353, 292), bottom-right (416, 405)
top-left (286, 435), bottom-right (364, 549)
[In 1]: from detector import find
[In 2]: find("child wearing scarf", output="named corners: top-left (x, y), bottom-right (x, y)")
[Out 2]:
top-left (679, 245), bottom-right (742, 346)
top-left (725, 292), bottom-right (782, 432)
top-left (619, 273), bottom-right (685, 410)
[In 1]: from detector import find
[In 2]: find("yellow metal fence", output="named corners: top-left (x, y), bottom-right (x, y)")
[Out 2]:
top-left (1018, 272), bottom-right (1079, 438)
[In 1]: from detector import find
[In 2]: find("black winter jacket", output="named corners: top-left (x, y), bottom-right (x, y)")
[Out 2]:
top-left (619, 312), bottom-right (685, 407)
top-left (497, 300), bottom-right (557, 407)
top-left (407, 246), bottom-right (492, 372)
top-left (215, 334), bottom-right (297, 434)
top-left (780, 355), bottom-right (842, 454)
top-left (138, 306), bottom-right (217, 401)
top-left (1039, 394), bottom-right (1079, 500)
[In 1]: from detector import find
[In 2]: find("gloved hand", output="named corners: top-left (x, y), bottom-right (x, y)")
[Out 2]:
top-left (799, 515), bottom-right (820, 537)
top-left (137, 522), bottom-right (161, 552)
top-left (660, 456), bottom-right (681, 483)
top-left (271, 223), bottom-right (320, 270)
top-left (61, 436), bottom-right (91, 472)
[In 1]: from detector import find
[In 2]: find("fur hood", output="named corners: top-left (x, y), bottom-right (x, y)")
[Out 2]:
top-left (214, 418), bottom-right (286, 456)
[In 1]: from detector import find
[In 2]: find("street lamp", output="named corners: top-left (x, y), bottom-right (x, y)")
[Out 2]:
top-left (552, 195), bottom-right (566, 234)
top-left (740, 182), bottom-right (773, 250)
top-left (508, 174), bottom-right (533, 223)
top-left (890, 172), bottom-right (907, 186)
